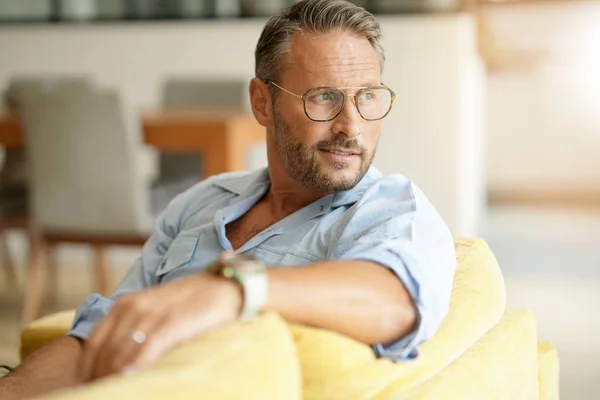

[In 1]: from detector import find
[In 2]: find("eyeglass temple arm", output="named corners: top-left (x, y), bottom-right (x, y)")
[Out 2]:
top-left (267, 80), bottom-right (395, 101)
top-left (265, 81), bottom-right (303, 99)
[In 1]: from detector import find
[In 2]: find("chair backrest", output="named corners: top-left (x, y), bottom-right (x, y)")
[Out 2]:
top-left (18, 87), bottom-right (150, 236)
top-left (4, 75), bottom-right (91, 110)
top-left (162, 77), bottom-right (246, 109)
top-left (1, 76), bottom-right (92, 188)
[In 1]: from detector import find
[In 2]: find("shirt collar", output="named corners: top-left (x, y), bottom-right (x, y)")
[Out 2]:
top-left (212, 168), bottom-right (270, 195)
top-left (213, 165), bottom-right (382, 207)
top-left (330, 165), bottom-right (383, 208)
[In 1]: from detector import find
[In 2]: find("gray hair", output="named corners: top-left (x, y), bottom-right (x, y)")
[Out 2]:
top-left (255, 0), bottom-right (385, 84)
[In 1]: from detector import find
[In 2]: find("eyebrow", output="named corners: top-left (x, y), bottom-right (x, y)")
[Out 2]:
top-left (361, 82), bottom-right (383, 87)
top-left (315, 83), bottom-right (383, 89)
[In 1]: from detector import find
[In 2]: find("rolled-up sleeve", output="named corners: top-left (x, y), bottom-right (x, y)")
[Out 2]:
top-left (332, 177), bottom-right (456, 362)
top-left (68, 293), bottom-right (115, 340)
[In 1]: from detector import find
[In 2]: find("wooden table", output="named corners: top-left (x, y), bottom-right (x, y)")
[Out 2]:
top-left (0, 109), bottom-right (265, 177)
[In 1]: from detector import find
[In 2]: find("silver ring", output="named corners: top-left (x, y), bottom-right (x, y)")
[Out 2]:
top-left (131, 330), bottom-right (147, 344)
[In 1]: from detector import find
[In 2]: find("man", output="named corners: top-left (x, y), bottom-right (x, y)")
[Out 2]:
top-left (0, 0), bottom-right (456, 398)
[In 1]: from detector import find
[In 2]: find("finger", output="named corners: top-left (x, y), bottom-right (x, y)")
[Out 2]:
top-left (91, 315), bottom-right (136, 381)
top-left (125, 308), bottom-right (200, 373)
top-left (91, 307), bottom-right (152, 381)
top-left (100, 313), bottom-right (164, 379)
top-left (78, 309), bottom-right (120, 383)
top-left (127, 316), bottom-right (181, 372)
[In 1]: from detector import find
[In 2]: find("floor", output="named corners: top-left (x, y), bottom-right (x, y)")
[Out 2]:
top-left (480, 205), bottom-right (600, 400)
top-left (0, 247), bottom-right (133, 369)
top-left (1, 205), bottom-right (599, 398)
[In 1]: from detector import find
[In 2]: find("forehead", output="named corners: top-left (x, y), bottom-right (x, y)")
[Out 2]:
top-left (280, 30), bottom-right (381, 88)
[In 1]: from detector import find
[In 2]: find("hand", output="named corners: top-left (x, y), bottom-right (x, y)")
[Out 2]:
top-left (78, 272), bottom-right (242, 383)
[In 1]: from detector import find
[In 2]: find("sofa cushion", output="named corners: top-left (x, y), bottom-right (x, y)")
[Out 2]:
top-left (34, 313), bottom-right (301, 400)
top-left (291, 237), bottom-right (507, 399)
top-left (21, 310), bottom-right (76, 361)
top-left (376, 310), bottom-right (539, 399)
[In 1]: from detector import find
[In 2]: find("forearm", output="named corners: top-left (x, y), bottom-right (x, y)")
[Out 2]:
top-left (266, 260), bottom-right (416, 346)
top-left (0, 336), bottom-right (83, 399)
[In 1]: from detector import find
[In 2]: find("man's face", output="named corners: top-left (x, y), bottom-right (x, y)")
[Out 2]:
top-left (272, 30), bottom-right (383, 192)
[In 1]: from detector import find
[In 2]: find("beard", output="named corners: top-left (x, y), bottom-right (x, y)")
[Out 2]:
top-left (273, 104), bottom-right (376, 192)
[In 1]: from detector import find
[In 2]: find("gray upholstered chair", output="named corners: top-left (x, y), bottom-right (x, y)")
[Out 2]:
top-left (17, 87), bottom-right (155, 324)
top-left (0, 76), bottom-right (92, 296)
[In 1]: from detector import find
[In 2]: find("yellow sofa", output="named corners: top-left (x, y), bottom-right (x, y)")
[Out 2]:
top-left (21, 238), bottom-right (559, 400)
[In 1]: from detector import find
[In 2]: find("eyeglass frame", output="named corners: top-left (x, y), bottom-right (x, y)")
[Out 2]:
top-left (264, 80), bottom-right (397, 122)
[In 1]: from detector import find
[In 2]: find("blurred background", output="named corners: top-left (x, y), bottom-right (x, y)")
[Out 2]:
top-left (0, 0), bottom-right (598, 398)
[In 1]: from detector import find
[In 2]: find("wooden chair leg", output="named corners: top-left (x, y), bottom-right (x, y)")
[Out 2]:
top-left (92, 245), bottom-right (110, 296)
top-left (22, 232), bottom-right (48, 326)
top-left (0, 230), bottom-right (19, 293)
top-left (46, 246), bottom-right (60, 308)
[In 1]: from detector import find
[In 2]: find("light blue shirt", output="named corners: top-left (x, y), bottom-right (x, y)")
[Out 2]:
top-left (68, 166), bottom-right (456, 361)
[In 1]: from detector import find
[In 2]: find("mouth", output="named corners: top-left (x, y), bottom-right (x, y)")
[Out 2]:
top-left (319, 148), bottom-right (361, 156)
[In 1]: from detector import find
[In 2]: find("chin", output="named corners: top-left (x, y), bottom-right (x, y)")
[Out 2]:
top-left (318, 164), bottom-right (364, 191)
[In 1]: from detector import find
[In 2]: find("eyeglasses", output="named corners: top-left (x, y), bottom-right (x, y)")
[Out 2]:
top-left (266, 81), bottom-right (396, 122)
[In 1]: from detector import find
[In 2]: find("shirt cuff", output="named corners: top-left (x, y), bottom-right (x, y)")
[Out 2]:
top-left (66, 293), bottom-right (115, 341)
top-left (372, 309), bottom-right (425, 362)
top-left (346, 251), bottom-right (426, 362)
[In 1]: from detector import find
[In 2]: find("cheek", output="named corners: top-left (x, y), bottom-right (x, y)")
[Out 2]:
top-left (305, 123), bottom-right (334, 144)
top-left (290, 118), bottom-right (333, 149)
top-left (361, 122), bottom-right (381, 148)
top-left (279, 95), bottom-right (306, 121)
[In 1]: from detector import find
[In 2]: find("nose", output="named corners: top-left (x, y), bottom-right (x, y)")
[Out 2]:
top-left (330, 96), bottom-right (361, 139)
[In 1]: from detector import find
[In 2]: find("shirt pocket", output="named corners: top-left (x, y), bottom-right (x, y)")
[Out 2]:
top-left (281, 249), bottom-right (322, 266)
top-left (156, 231), bottom-right (200, 280)
top-left (254, 246), bottom-right (286, 266)
top-left (255, 245), bottom-right (322, 267)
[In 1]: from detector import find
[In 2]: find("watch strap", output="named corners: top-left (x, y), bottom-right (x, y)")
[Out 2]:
top-left (218, 254), bottom-right (267, 321)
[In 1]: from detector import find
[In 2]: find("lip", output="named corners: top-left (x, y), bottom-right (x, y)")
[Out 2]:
top-left (319, 148), bottom-right (361, 156)
top-left (318, 148), bottom-right (360, 163)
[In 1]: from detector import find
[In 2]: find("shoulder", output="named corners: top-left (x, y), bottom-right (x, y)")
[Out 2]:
top-left (334, 167), bottom-right (427, 216)
top-left (362, 173), bottom-right (437, 215)
top-left (332, 168), bottom-right (446, 238)
top-left (329, 169), bottom-right (452, 259)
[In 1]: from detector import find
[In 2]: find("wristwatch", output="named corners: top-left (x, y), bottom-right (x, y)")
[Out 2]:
top-left (209, 253), bottom-right (268, 321)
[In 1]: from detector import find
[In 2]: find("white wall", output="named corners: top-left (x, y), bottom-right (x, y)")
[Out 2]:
top-left (0, 14), bottom-right (484, 236)
top-left (485, 2), bottom-right (600, 196)
top-left (378, 15), bottom-right (485, 235)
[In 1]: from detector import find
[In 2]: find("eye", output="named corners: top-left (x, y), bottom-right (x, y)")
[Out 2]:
top-left (319, 92), bottom-right (334, 101)
top-left (361, 91), bottom-right (376, 101)
top-left (308, 89), bottom-right (339, 104)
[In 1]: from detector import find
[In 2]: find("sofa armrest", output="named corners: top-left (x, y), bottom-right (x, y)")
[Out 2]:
top-left (375, 310), bottom-right (540, 399)
top-left (32, 313), bottom-right (301, 400)
top-left (538, 340), bottom-right (560, 400)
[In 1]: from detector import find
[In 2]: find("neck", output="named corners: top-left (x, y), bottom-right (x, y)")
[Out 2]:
top-left (264, 177), bottom-right (330, 218)
top-left (262, 130), bottom-right (327, 218)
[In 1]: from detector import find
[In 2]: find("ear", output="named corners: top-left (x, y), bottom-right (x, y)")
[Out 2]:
top-left (249, 78), bottom-right (273, 128)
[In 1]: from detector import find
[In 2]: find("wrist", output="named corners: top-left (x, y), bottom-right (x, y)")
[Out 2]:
top-left (209, 253), bottom-right (268, 321)
top-left (216, 275), bottom-right (244, 322)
